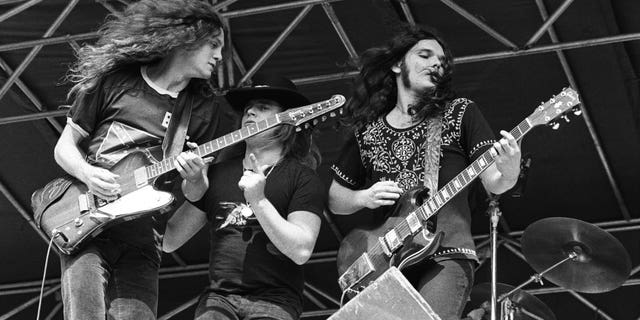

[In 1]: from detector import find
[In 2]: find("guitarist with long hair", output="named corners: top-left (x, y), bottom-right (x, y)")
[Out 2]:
top-left (52, 1), bottom-right (236, 318)
top-left (328, 24), bottom-right (522, 319)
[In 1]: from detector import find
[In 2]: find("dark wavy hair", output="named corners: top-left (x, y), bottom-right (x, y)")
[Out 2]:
top-left (67, 0), bottom-right (223, 97)
top-left (342, 24), bottom-right (456, 129)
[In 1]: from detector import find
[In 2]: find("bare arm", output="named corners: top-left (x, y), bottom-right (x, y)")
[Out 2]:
top-left (480, 130), bottom-right (521, 194)
top-left (328, 179), bottom-right (403, 215)
top-left (54, 124), bottom-right (119, 200)
top-left (163, 201), bottom-right (208, 252)
top-left (249, 200), bottom-right (321, 265)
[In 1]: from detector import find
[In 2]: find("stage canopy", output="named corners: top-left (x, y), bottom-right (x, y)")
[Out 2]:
top-left (0, 0), bottom-right (639, 319)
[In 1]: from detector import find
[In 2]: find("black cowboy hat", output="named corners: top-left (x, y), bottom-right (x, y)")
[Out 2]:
top-left (225, 73), bottom-right (310, 112)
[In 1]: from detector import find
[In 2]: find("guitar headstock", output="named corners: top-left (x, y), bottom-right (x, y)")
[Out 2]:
top-left (527, 87), bottom-right (581, 129)
top-left (280, 94), bottom-right (346, 128)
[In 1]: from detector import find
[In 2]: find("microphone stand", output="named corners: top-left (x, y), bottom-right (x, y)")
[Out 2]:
top-left (487, 193), bottom-right (502, 320)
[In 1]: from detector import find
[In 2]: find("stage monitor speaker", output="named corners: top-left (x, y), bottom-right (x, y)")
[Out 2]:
top-left (328, 267), bottom-right (441, 320)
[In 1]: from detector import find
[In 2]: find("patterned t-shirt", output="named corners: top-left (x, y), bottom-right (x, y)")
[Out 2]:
top-left (331, 98), bottom-right (496, 259)
top-left (67, 66), bottom-right (237, 259)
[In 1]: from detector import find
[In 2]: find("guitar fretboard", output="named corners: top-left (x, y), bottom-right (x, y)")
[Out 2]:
top-left (144, 116), bottom-right (281, 179)
top-left (415, 118), bottom-right (532, 221)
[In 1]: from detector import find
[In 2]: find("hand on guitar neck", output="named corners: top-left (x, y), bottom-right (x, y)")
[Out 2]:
top-left (176, 142), bottom-right (210, 202)
top-left (482, 130), bottom-right (521, 195)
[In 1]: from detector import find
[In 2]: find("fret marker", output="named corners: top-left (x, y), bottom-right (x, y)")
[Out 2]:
top-left (407, 213), bottom-right (421, 233)
top-left (454, 180), bottom-right (461, 189)
top-left (467, 168), bottom-right (475, 176)
top-left (479, 158), bottom-right (486, 167)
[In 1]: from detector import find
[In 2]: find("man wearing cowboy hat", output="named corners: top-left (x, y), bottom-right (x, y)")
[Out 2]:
top-left (163, 74), bottom-right (324, 320)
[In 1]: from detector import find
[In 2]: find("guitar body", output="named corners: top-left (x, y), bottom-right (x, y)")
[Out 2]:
top-left (336, 187), bottom-right (444, 293)
top-left (35, 151), bottom-right (174, 255)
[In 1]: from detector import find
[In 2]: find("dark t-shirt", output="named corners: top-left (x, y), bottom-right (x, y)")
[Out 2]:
top-left (67, 66), bottom-right (237, 258)
top-left (331, 98), bottom-right (495, 259)
top-left (192, 155), bottom-right (324, 316)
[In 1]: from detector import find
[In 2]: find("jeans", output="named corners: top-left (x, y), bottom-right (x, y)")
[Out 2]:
top-left (194, 293), bottom-right (298, 320)
top-left (59, 237), bottom-right (159, 320)
top-left (404, 259), bottom-right (476, 320)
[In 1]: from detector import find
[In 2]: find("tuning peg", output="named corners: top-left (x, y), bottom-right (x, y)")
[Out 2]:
top-left (312, 119), bottom-right (319, 126)
top-left (329, 112), bottom-right (336, 117)
top-left (304, 123), bottom-right (311, 129)
top-left (295, 127), bottom-right (302, 132)
top-left (339, 109), bottom-right (344, 114)
top-left (561, 115), bottom-right (570, 123)
top-left (572, 107), bottom-right (582, 116)
top-left (321, 116), bottom-right (327, 122)
top-left (550, 122), bottom-right (560, 130)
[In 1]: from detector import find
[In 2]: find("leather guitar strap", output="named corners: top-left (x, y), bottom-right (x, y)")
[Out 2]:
top-left (422, 115), bottom-right (443, 231)
top-left (162, 93), bottom-right (193, 159)
top-left (423, 115), bottom-right (443, 194)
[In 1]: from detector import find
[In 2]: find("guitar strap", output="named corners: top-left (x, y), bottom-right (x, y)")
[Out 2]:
top-left (162, 92), bottom-right (194, 159)
top-left (422, 115), bottom-right (443, 196)
top-left (422, 114), bottom-right (443, 233)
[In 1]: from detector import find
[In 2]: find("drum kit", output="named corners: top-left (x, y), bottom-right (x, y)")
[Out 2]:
top-left (467, 216), bottom-right (632, 320)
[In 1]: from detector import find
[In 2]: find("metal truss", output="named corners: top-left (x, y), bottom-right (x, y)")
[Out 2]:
top-left (1, 0), bottom-right (640, 319)
top-left (2, 219), bottom-right (638, 319)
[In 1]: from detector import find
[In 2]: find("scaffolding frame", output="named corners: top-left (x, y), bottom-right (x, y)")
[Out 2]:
top-left (0, 0), bottom-right (638, 319)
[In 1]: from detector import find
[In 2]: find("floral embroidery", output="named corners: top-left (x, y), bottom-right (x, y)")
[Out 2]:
top-left (331, 165), bottom-right (357, 187)
top-left (354, 99), bottom-right (477, 192)
top-left (469, 140), bottom-right (495, 158)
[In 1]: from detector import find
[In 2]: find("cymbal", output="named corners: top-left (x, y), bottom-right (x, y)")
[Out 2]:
top-left (468, 283), bottom-right (556, 320)
top-left (522, 217), bottom-right (631, 293)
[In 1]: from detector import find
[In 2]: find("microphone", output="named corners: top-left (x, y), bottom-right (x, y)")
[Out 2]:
top-left (510, 154), bottom-right (532, 198)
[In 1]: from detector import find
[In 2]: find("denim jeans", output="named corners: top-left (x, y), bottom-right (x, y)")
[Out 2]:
top-left (404, 259), bottom-right (476, 320)
top-left (194, 293), bottom-right (298, 320)
top-left (59, 237), bottom-right (159, 320)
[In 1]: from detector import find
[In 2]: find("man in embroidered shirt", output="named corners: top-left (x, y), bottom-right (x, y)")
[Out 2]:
top-left (53, 1), bottom-right (236, 318)
top-left (163, 74), bottom-right (324, 320)
top-left (328, 25), bottom-right (522, 319)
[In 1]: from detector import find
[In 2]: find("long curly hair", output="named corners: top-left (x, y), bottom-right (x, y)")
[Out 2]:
top-left (342, 24), bottom-right (456, 129)
top-left (67, 0), bottom-right (223, 97)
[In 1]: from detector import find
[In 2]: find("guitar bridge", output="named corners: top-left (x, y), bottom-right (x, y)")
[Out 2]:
top-left (338, 253), bottom-right (375, 292)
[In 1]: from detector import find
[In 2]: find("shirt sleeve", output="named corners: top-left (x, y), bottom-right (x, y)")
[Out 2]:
top-left (460, 101), bottom-right (496, 161)
top-left (330, 131), bottom-right (367, 190)
top-left (67, 80), bottom-right (107, 137)
top-left (287, 166), bottom-right (325, 217)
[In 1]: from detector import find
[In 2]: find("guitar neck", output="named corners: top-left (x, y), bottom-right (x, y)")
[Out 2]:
top-left (145, 115), bottom-right (282, 179)
top-left (416, 117), bottom-right (533, 221)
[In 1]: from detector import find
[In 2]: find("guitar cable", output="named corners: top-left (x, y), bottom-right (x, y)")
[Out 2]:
top-left (36, 236), bottom-right (56, 320)
top-left (339, 287), bottom-right (359, 307)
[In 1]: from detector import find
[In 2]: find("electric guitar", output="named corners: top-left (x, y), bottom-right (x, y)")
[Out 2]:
top-left (31, 94), bottom-right (346, 254)
top-left (336, 88), bottom-right (581, 295)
